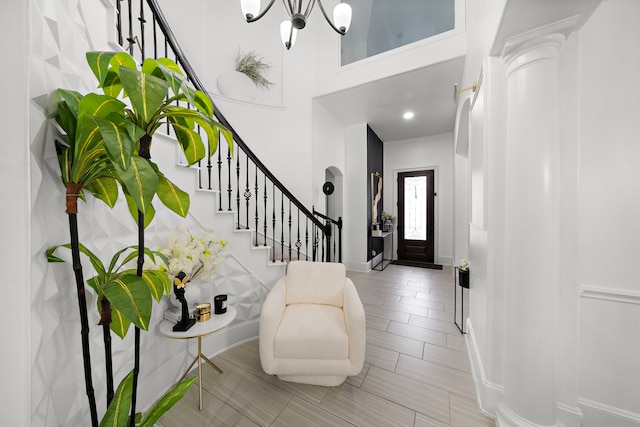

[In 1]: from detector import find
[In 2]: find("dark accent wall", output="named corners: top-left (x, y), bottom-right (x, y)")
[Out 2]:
top-left (367, 125), bottom-right (384, 261)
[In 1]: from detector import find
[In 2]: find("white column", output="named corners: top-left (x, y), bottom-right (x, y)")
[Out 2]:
top-left (497, 33), bottom-right (566, 426)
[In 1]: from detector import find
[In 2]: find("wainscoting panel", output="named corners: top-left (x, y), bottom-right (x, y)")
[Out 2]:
top-left (579, 286), bottom-right (640, 425)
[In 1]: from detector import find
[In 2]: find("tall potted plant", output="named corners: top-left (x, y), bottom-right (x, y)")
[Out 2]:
top-left (85, 51), bottom-right (233, 423)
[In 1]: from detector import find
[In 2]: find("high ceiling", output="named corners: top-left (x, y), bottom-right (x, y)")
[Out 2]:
top-left (314, 56), bottom-right (464, 142)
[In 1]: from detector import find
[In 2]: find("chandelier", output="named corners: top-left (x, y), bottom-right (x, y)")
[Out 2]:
top-left (240, 0), bottom-right (353, 50)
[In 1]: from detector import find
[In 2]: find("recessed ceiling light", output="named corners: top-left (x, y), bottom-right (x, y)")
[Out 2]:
top-left (403, 111), bottom-right (414, 120)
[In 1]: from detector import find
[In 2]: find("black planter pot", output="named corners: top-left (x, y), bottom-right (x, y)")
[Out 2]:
top-left (458, 268), bottom-right (469, 288)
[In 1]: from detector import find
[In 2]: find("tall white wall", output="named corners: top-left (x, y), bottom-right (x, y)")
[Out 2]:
top-left (0, 1), bottom-right (30, 426)
top-left (460, 1), bottom-right (640, 426)
top-left (383, 133), bottom-right (455, 266)
top-left (575, 1), bottom-right (640, 423)
top-left (343, 124), bottom-right (369, 271)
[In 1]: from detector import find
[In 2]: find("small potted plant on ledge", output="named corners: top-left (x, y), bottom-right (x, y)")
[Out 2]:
top-left (381, 211), bottom-right (396, 232)
top-left (217, 48), bottom-right (274, 102)
top-left (457, 259), bottom-right (470, 288)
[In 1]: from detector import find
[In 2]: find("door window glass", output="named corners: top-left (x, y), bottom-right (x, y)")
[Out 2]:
top-left (404, 176), bottom-right (426, 240)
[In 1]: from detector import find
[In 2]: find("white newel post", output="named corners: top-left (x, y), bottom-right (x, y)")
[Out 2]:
top-left (497, 32), bottom-right (566, 427)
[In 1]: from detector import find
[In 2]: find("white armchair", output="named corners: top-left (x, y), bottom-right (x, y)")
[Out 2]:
top-left (259, 261), bottom-right (366, 386)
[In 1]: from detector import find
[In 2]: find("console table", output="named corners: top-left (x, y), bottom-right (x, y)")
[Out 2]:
top-left (372, 231), bottom-right (394, 271)
top-left (159, 306), bottom-right (237, 410)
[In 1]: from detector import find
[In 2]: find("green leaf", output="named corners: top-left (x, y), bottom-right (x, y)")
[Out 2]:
top-left (54, 141), bottom-right (72, 184)
top-left (119, 66), bottom-right (169, 125)
top-left (143, 58), bottom-right (185, 97)
top-left (124, 193), bottom-right (156, 228)
top-left (47, 243), bottom-right (106, 280)
top-left (95, 117), bottom-right (134, 170)
top-left (85, 176), bottom-right (119, 208)
top-left (109, 306), bottom-right (132, 339)
top-left (56, 89), bottom-right (83, 119)
top-left (156, 174), bottom-right (190, 217)
top-left (102, 274), bottom-right (152, 331)
top-left (169, 120), bottom-right (205, 165)
top-left (116, 156), bottom-right (158, 215)
top-left (100, 370), bottom-right (134, 427)
top-left (86, 51), bottom-right (116, 87)
top-left (138, 376), bottom-right (196, 427)
top-left (140, 270), bottom-right (171, 302)
top-left (191, 89), bottom-right (214, 118)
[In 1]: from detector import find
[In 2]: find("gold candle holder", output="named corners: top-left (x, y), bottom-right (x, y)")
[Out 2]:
top-left (195, 302), bottom-right (211, 322)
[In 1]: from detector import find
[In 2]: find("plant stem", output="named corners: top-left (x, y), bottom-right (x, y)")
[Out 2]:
top-left (100, 297), bottom-right (114, 405)
top-left (67, 204), bottom-right (99, 427)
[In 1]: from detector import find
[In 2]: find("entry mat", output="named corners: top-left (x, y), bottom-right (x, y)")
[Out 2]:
top-left (390, 260), bottom-right (443, 270)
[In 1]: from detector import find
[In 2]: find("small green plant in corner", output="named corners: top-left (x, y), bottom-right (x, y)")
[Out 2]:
top-left (381, 211), bottom-right (396, 223)
top-left (235, 48), bottom-right (274, 89)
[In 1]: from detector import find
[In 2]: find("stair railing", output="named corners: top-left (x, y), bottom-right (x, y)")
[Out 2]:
top-left (115, 0), bottom-right (342, 263)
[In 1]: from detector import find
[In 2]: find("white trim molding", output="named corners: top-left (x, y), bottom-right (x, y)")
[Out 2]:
top-left (579, 398), bottom-right (640, 427)
top-left (466, 320), bottom-right (503, 418)
top-left (580, 286), bottom-right (640, 305)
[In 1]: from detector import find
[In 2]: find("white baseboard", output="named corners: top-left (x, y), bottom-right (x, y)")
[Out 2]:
top-left (345, 261), bottom-right (372, 272)
top-left (579, 398), bottom-right (640, 427)
top-left (466, 319), bottom-right (502, 418)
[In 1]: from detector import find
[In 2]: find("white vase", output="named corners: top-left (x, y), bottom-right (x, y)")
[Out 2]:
top-left (216, 70), bottom-right (258, 102)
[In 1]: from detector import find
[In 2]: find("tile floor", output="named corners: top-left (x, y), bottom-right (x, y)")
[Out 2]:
top-left (158, 264), bottom-right (495, 426)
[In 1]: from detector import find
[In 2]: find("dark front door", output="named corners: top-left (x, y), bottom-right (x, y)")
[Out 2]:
top-left (397, 170), bottom-right (435, 263)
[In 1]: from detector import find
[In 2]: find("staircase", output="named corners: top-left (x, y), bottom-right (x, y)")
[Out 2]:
top-left (115, 0), bottom-right (342, 287)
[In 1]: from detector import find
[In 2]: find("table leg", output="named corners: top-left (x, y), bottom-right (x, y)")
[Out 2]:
top-left (197, 337), bottom-right (203, 410)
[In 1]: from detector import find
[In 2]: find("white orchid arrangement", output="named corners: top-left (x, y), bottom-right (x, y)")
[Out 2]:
top-left (154, 225), bottom-right (230, 287)
top-left (459, 259), bottom-right (470, 271)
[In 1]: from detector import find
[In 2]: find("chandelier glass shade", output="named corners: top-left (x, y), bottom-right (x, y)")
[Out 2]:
top-left (240, 0), bottom-right (352, 50)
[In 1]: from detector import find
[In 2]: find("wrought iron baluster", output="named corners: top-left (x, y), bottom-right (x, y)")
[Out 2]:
top-left (152, 14), bottom-right (157, 58)
top-left (236, 149), bottom-right (241, 228)
top-left (227, 143), bottom-right (232, 211)
top-left (244, 156), bottom-right (251, 230)
top-left (272, 184), bottom-right (276, 262)
top-left (264, 175), bottom-right (268, 246)
top-left (217, 141), bottom-right (222, 211)
top-left (288, 200), bottom-right (292, 262)
top-left (295, 209), bottom-right (301, 260)
top-left (280, 192), bottom-right (285, 263)
top-left (263, 174), bottom-right (267, 247)
top-left (127, 0), bottom-right (134, 55)
top-left (139, 1), bottom-right (146, 60)
top-left (254, 166), bottom-right (259, 246)
top-left (206, 136), bottom-right (213, 190)
top-left (305, 219), bottom-right (309, 261)
top-left (117, 0), bottom-right (123, 46)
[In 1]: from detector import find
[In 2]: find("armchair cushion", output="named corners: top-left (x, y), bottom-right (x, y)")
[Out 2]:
top-left (275, 304), bottom-right (349, 360)
top-left (285, 261), bottom-right (345, 307)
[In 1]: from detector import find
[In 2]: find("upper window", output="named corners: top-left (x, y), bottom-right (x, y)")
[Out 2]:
top-left (341, 0), bottom-right (455, 66)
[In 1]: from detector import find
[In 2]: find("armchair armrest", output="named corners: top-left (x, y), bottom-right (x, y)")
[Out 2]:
top-left (342, 278), bottom-right (366, 371)
top-left (259, 278), bottom-right (287, 374)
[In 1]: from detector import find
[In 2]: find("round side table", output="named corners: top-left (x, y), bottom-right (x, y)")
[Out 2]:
top-left (159, 306), bottom-right (237, 410)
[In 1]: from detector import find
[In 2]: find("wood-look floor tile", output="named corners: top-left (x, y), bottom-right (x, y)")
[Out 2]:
top-left (415, 412), bottom-right (450, 427)
top-left (450, 394), bottom-right (496, 426)
top-left (408, 314), bottom-right (461, 335)
top-left (383, 299), bottom-right (442, 315)
top-left (446, 334), bottom-right (467, 352)
top-left (367, 328), bottom-right (424, 358)
top-left (158, 386), bottom-right (248, 427)
top-left (395, 354), bottom-right (476, 399)
top-left (422, 343), bottom-right (471, 373)
top-left (364, 304), bottom-right (411, 323)
top-left (320, 382), bottom-right (416, 427)
top-left (272, 397), bottom-right (355, 427)
top-left (345, 362), bottom-right (370, 387)
top-left (386, 321), bottom-right (447, 347)
top-left (361, 366), bottom-right (450, 424)
top-left (204, 368), bottom-right (294, 426)
top-left (359, 294), bottom-right (387, 306)
top-left (364, 343), bottom-right (400, 372)
top-left (356, 283), bottom-right (417, 298)
top-left (429, 308), bottom-right (454, 322)
top-left (366, 314), bottom-right (391, 331)
top-left (412, 292), bottom-right (454, 304)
